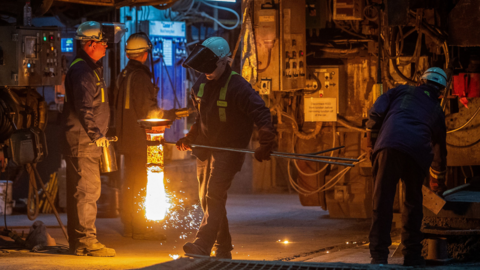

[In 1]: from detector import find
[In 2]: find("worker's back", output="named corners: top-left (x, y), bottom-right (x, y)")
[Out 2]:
top-left (367, 84), bottom-right (446, 171)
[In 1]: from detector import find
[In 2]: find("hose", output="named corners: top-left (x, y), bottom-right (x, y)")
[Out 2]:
top-left (390, 26), bottom-right (417, 85)
top-left (447, 106), bottom-right (480, 134)
top-left (337, 118), bottom-right (366, 133)
top-left (199, 1), bottom-right (240, 30)
top-left (258, 47), bottom-right (272, 73)
top-left (293, 124), bottom-right (335, 177)
top-left (288, 152), bottom-right (367, 196)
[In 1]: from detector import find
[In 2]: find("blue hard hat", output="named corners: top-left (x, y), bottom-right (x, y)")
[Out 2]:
top-left (421, 67), bottom-right (447, 88)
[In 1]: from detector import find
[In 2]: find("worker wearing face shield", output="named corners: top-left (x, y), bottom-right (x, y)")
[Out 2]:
top-left (366, 67), bottom-right (448, 266)
top-left (61, 21), bottom-right (115, 257)
top-left (176, 37), bottom-right (277, 259)
top-left (114, 33), bottom-right (166, 241)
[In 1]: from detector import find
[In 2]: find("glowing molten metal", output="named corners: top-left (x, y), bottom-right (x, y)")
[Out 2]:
top-left (141, 120), bottom-right (172, 221)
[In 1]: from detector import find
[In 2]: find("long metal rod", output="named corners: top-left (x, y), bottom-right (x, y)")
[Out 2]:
top-left (272, 149), bottom-right (359, 162)
top-left (165, 142), bottom-right (355, 167)
top-left (30, 164), bottom-right (68, 242)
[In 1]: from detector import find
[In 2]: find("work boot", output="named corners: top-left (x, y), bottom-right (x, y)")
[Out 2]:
top-left (214, 250), bottom-right (232, 259)
top-left (403, 256), bottom-right (426, 267)
top-left (370, 258), bottom-right (388, 265)
top-left (74, 241), bottom-right (116, 257)
top-left (133, 229), bottom-right (167, 241)
top-left (183, 242), bottom-right (209, 256)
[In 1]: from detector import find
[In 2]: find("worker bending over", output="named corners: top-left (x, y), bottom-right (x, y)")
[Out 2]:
top-left (366, 67), bottom-right (447, 266)
top-left (177, 37), bottom-right (276, 259)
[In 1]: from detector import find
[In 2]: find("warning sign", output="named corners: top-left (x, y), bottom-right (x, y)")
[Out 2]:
top-left (304, 97), bottom-right (337, 122)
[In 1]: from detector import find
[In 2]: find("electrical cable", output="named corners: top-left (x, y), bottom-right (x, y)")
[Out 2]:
top-left (447, 137), bottom-right (480, 148)
top-left (258, 47), bottom-right (272, 73)
top-left (447, 105), bottom-right (480, 134)
top-left (26, 164), bottom-right (39, 221)
top-left (199, 0), bottom-right (240, 30)
top-left (293, 123), bottom-right (336, 177)
top-left (159, 54), bottom-right (181, 109)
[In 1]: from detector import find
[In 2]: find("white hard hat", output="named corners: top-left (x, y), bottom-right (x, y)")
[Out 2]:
top-left (75, 21), bottom-right (104, 41)
top-left (201, 37), bottom-right (231, 58)
top-left (126, 33), bottom-right (152, 54)
top-left (421, 67), bottom-right (447, 88)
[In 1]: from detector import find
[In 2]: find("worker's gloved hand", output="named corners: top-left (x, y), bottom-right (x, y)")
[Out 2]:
top-left (429, 167), bottom-right (447, 195)
top-left (95, 137), bottom-right (110, 148)
top-left (176, 137), bottom-right (193, 151)
top-left (255, 128), bottom-right (277, 162)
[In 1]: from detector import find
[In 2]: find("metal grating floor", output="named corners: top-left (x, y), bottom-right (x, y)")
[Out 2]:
top-left (182, 259), bottom-right (381, 270)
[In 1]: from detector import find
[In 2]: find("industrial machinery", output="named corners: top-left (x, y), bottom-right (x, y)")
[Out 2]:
top-left (139, 20), bottom-right (188, 143)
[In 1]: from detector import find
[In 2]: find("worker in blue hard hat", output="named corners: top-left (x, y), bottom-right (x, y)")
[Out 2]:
top-left (366, 67), bottom-right (448, 266)
top-left (61, 21), bottom-right (115, 257)
top-left (177, 37), bottom-right (277, 259)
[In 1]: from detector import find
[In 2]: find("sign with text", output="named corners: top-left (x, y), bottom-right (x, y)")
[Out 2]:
top-left (304, 97), bottom-right (337, 122)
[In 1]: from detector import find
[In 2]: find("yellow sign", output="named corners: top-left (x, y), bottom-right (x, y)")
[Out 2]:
top-left (304, 97), bottom-right (337, 122)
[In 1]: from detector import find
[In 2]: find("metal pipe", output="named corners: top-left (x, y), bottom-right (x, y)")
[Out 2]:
top-left (272, 151), bottom-right (359, 162)
top-left (165, 142), bottom-right (355, 167)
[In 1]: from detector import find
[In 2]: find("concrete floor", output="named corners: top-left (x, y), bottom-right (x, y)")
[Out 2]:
top-left (0, 194), bottom-right (372, 269)
top-left (2, 194), bottom-right (476, 269)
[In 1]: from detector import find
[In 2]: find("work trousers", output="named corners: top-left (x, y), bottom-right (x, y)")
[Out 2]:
top-left (194, 151), bottom-right (245, 253)
top-left (369, 148), bottom-right (425, 261)
top-left (66, 156), bottom-right (102, 249)
top-left (120, 153), bottom-right (149, 234)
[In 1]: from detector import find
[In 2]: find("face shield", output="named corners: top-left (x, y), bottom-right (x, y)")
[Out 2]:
top-left (102, 22), bottom-right (127, 44)
top-left (182, 44), bottom-right (219, 74)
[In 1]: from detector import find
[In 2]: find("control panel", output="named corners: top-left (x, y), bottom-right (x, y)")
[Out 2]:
top-left (304, 65), bottom-right (346, 115)
top-left (0, 26), bottom-right (62, 87)
top-left (254, 0), bottom-right (306, 92)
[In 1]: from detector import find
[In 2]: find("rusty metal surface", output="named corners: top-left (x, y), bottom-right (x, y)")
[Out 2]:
top-left (446, 98), bottom-right (480, 166)
top-left (448, 0), bottom-right (480, 46)
top-left (385, 0), bottom-right (409, 26)
top-left (423, 185), bottom-right (446, 215)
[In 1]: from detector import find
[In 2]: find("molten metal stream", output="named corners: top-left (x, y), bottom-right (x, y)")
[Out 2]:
top-left (145, 132), bottom-right (171, 221)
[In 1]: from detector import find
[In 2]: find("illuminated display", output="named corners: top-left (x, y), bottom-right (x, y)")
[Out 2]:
top-left (61, 38), bottom-right (73, 53)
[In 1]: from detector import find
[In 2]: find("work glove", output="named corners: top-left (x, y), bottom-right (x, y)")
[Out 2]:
top-left (176, 137), bottom-right (193, 151)
top-left (254, 128), bottom-right (277, 162)
top-left (429, 167), bottom-right (447, 195)
top-left (95, 137), bottom-right (110, 148)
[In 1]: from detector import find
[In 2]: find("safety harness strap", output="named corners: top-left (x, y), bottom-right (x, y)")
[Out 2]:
top-left (217, 71), bottom-right (238, 122)
top-left (198, 83), bottom-right (205, 98)
top-left (196, 71), bottom-right (238, 122)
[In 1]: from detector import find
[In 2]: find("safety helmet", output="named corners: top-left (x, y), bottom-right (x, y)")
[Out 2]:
top-left (421, 67), bottom-right (447, 88)
top-left (182, 37), bottom-right (231, 74)
top-left (126, 32), bottom-right (152, 54)
top-left (75, 21), bottom-right (104, 41)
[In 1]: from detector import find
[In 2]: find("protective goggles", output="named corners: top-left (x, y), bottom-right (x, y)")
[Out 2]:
top-left (182, 44), bottom-right (219, 74)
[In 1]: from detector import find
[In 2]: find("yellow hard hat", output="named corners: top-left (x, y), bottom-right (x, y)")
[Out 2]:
top-left (126, 33), bottom-right (152, 54)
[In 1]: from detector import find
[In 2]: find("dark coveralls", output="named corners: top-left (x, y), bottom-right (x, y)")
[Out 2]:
top-left (115, 59), bottom-right (158, 234)
top-left (186, 65), bottom-right (274, 253)
top-left (366, 84), bottom-right (447, 261)
top-left (61, 49), bottom-right (109, 249)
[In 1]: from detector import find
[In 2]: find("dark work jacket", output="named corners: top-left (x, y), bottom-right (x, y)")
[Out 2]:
top-left (115, 59), bottom-right (157, 155)
top-left (367, 84), bottom-right (447, 173)
top-left (187, 65), bottom-right (275, 161)
top-left (61, 49), bottom-right (109, 157)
